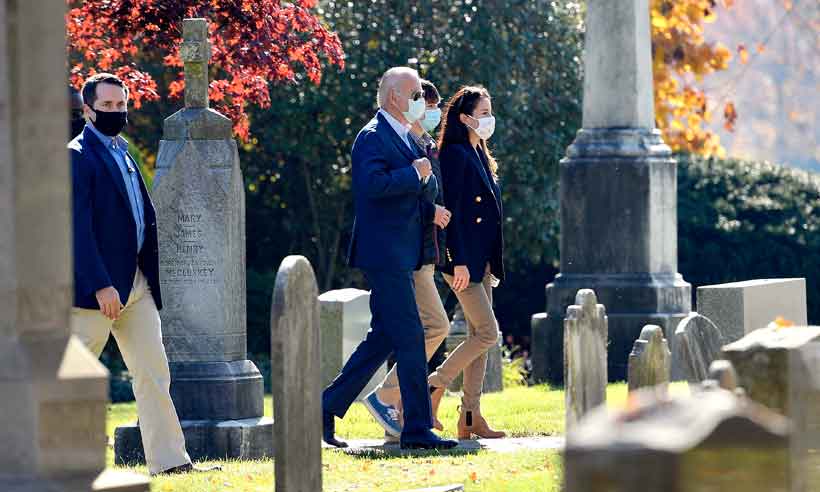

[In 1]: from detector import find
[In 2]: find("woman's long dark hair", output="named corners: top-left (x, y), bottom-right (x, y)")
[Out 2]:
top-left (437, 85), bottom-right (498, 177)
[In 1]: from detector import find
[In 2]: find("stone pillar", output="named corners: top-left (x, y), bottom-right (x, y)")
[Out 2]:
top-left (543, 0), bottom-right (691, 382)
top-left (271, 256), bottom-right (322, 492)
top-left (115, 18), bottom-right (271, 463)
top-left (564, 389), bottom-right (792, 491)
top-left (445, 304), bottom-right (503, 394)
top-left (627, 325), bottom-right (670, 393)
top-left (722, 326), bottom-right (820, 491)
top-left (0, 1), bottom-right (147, 490)
top-left (564, 290), bottom-right (607, 431)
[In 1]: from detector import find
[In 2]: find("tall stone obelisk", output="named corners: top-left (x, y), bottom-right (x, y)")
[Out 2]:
top-left (114, 18), bottom-right (271, 463)
top-left (544, 0), bottom-right (691, 381)
top-left (1, 1), bottom-right (148, 490)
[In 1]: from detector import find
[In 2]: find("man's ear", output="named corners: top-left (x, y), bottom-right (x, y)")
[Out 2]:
top-left (83, 103), bottom-right (95, 121)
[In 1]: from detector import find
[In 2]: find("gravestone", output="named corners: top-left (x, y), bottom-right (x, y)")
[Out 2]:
top-left (271, 256), bottom-right (322, 492)
top-left (445, 303), bottom-right (503, 394)
top-left (319, 288), bottom-right (385, 399)
top-left (564, 289), bottom-right (608, 430)
top-left (529, 312), bottom-right (549, 382)
top-left (627, 325), bottom-right (671, 393)
top-left (673, 312), bottom-right (725, 383)
top-left (0, 1), bottom-right (148, 490)
top-left (698, 278), bottom-right (807, 342)
top-left (706, 359), bottom-right (737, 391)
top-left (722, 325), bottom-right (820, 491)
top-left (543, 0), bottom-right (691, 383)
top-left (564, 388), bottom-right (792, 491)
top-left (115, 18), bottom-right (271, 464)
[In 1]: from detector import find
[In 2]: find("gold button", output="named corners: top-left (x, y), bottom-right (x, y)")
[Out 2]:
top-left (476, 217), bottom-right (482, 224)
top-left (475, 196), bottom-right (482, 203)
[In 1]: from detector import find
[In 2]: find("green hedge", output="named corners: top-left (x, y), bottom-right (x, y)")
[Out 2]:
top-left (678, 154), bottom-right (820, 323)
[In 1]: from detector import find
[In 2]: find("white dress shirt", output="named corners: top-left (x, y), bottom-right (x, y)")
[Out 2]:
top-left (379, 108), bottom-right (423, 181)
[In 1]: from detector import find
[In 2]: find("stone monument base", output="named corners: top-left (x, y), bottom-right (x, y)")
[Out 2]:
top-left (114, 417), bottom-right (274, 464)
top-left (168, 360), bottom-right (264, 420)
top-left (544, 272), bottom-right (690, 382)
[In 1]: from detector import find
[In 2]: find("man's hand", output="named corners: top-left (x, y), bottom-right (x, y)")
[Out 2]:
top-left (413, 157), bottom-right (432, 179)
top-left (96, 286), bottom-right (123, 320)
top-left (434, 205), bottom-right (452, 228)
top-left (452, 265), bottom-right (470, 292)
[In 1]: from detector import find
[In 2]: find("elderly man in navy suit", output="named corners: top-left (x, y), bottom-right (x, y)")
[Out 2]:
top-left (69, 73), bottom-right (217, 475)
top-left (322, 67), bottom-right (458, 450)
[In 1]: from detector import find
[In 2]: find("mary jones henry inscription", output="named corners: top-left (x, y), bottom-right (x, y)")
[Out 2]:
top-left (162, 210), bottom-right (217, 285)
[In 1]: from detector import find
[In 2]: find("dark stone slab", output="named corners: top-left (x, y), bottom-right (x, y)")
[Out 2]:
top-left (169, 360), bottom-right (264, 420)
top-left (530, 312), bottom-right (549, 383)
top-left (114, 417), bottom-right (273, 465)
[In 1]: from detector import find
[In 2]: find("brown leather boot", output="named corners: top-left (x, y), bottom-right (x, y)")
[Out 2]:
top-left (457, 404), bottom-right (506, 439)
top-left (430, 386), bottom-right (445, 431)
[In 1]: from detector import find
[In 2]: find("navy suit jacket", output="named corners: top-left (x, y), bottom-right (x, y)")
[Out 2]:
top-left (438, 142), bottom-right (505, 283)
top-left (69, 126), bottom-right (162, 310)
top-left (347, 112), bottom-right (436, 271)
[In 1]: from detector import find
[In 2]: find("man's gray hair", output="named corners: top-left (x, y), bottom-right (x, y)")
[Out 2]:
top-left (377, 66), bottom-right (419, 108)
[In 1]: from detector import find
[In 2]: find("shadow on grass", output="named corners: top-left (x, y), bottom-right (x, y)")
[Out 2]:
top-left (340, 441), bottom-right (481, 460)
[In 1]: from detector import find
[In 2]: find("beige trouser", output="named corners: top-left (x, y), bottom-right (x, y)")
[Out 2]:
top-left (375, 264), bottom-right (451, 408)
top-left (428, 265), bottom-right (499, 409)
top-left (70, 269), bottom-right (190, 475)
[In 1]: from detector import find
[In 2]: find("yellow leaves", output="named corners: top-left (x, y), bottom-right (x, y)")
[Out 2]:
top-left (652, 15), bottom-right (669, 29)
top-left (723, 102), bottom-right (738, 132)
top-left (773, 316), bottom-right (795, 329)
top-left (757, 43), bottom-right (766, 53)
top-left (469, 471), bottom-right (478, 482)
top-left (737, 44), bottom-right (749, 64)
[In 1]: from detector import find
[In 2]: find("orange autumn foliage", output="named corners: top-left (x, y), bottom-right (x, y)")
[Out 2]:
top-left (652, 0), bottom-right (736, 157)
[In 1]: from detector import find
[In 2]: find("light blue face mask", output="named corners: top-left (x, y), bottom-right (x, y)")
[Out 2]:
top-left (402, 96), bottom-right (426, 123)
top-left (420, 108), bottom-right (442, 133)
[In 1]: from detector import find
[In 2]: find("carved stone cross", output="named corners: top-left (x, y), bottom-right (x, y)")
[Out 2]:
top-left (180, 18), bottom-right (211, 109)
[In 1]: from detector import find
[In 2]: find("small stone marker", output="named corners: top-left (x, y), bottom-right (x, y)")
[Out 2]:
top-left (673, 312), bottom-right (725, 383)
top-left (723, 325), bottom-right (820, 491)
top-left (319, 288), bottom-right (386, 400)
top-left (627, 325), bottom-right (670, 393)
top-left (564, 289), bottom-right (608, 430)
top-left (706, 359), bottom-right (737, 391)
top-left (271, 256), bottom-right (322, 492)
top-left (697, 278), bottom-right (807, 342)
top-left (529, 312), bottom-right (549, 383)
top-left (564, 388), bottom-right (792, 491)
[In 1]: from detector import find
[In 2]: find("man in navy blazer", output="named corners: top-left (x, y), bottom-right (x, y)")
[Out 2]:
top-left (322, 67), bottom-right (457, 450)
top-left (69, 73), bottom-right (214, 475)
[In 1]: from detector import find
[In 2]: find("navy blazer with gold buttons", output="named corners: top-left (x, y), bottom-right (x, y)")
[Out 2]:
top-left (437, 142), bottom-right (504, 283)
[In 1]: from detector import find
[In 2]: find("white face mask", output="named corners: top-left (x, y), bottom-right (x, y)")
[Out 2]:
top-left (468, 115), bottom-right (496, 141)
top-left (401, 93), bottom-right (426, 123)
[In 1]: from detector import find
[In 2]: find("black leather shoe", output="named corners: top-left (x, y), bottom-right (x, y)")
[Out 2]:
top-left (323, 411), bottom-right (348, 448)
top-left (400, 430), bottom-right (458, 450)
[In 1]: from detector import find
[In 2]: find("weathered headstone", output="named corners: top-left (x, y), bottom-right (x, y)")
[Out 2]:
top-left (673, 312), bottom-right (726, 383)
top-left (529, 312), bottom-right (549, 382)
top-left (627, 325), bottom-right (670, 393)
top-left (115, 18), bottom-right (271, 464)
top-left (543, 0), bottom-right (691, 383)
top-left (445, 304), bottom-right (503, 394)
top-left (723, 325), bottom-right (820, 491)
top-left (706, 359), bottom-right (737, 391)
top-left (0, 1), bottom-right (148, 490)
top-left (698, 278), bottom-right (807, 342)
top-left (319, 288), bottom-right (385, 399)
top-left (271, 256), bottom-right (322, 492)
top-left (564, 388), bottom-right (792, 491)
top-left (564, 289), bottom-right (608, 430)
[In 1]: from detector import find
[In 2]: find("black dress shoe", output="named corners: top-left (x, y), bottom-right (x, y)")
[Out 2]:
top-left (400, 430), bottom-right (458, 450)
top-left (154, 462), bottom-right (222, 475)
top-left (323, 411), bottom-right (348, 448)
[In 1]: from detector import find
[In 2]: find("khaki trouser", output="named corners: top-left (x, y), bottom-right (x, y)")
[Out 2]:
top-left (429, 265), bottom-right (499, 409)
top-left (375, 264), bottom-right (450, 408)
top-left (70, 269), bottom-right (190, 475)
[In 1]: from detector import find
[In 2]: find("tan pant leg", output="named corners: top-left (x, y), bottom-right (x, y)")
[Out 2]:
top-left (376, 265), bottom-right (450, 407)
top-left (429, 268), bottom-right (499, 397)
top-left (111, 270), bottom-right (190, 475)
top-left (461, 277), bottom-right (493, 409)
top-left (71, 305), bottom-right (114, 358)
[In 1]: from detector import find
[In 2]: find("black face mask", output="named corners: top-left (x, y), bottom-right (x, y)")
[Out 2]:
top-left (91, 109), bottom-right (128, 137)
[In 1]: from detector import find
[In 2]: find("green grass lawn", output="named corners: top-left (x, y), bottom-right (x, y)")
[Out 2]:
top-left (107, 382), bottom-right (688, 491)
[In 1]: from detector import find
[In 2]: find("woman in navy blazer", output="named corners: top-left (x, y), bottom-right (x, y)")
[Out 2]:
top-left (428, 86), bottom-right (506, 439)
